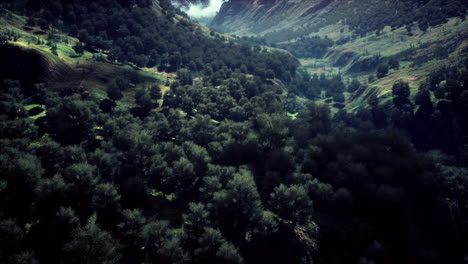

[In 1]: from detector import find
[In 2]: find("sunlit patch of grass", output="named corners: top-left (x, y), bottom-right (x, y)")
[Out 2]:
top-left (89, 87), bottom-right (108, 101)
top-left (24, 104), bottom-right (47, 119)
top-left (287, 112), bottom-right (298, 120)
top-left (149, 189), bottom-right (176, 201)
top-left (24, 104), bottom-right (43, 111)
top-left (178, 109), bottom-right (188, 118)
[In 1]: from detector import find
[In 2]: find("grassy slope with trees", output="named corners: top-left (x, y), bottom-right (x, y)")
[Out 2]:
top-left (297, 17), bottom-right (468, 109)
top-left (233, 0), bottom-right (467, 112)
top-left (0, 1), bottom-right (467, 264)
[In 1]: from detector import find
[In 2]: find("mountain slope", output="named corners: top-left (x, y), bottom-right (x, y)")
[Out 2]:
top-left (211, 0), bottom-right (335, 35)
top-left (300, 17), bottom-right (468, 109)
top-left (211, 0), bottom-right (467, 40)
top-left (211, 0), bottom-right (468, 109)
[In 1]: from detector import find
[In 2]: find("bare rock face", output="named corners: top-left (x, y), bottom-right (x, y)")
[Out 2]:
top-left (210, 0), bottom-right (335, 35)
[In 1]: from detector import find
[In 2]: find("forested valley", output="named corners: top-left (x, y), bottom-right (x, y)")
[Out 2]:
top-left (0, 0), bottom-right (467, 263)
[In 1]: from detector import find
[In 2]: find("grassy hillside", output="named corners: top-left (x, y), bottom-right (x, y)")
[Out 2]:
top-left (299, 17), bottom-right (468, 110)
top-left (0, 7), bottom-right (295, 121)
top-left (210, 0), bottom-right (467, 113)
top-left (0, 9), bottom-right (169, 110)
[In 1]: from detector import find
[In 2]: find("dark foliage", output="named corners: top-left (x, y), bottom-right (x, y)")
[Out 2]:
top-left (279, 36), bottom-right (334, 59)
top-left (5, 0), bottom-right (298, 80)
top-left (0, 1), bottom-right (466, 264)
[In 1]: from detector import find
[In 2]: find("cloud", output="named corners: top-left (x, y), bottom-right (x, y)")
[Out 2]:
top-left (182, 0), bottom-right (228, 20)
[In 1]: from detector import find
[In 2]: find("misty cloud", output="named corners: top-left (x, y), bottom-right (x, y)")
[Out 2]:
top-left (183, 0), bottom-right (228, 20)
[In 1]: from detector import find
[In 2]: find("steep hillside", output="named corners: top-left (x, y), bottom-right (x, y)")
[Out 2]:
top-left (211, 0), bottom-right (335, 36)
top-left (300, 17), bottom-right (468, 110)
top-left (212, 0), bottom-right (468, 110)
top-left (211, 0), bottom-right (467, 39)
top-left (0, 9), bottom-right (168, 109)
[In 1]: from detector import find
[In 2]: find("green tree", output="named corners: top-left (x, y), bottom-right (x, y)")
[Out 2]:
top-left (135, 88), bottom-right (153, 110)
top-left (376, 63), bottom-right (389, 78)
top-left (99, 99), bottom-right (117, 113)
top-left (91, 183), bottom-right (121, 227)
top-left (73, 42), bottom-right (85, 55)
top-left (253, 113), bottom-right (290, 152)
top-left (169, 157), bottom-right (196, 198)
top-left (61, 163), bottom-right (100, 218)
top-left (140, 220), bottom-right (188, 264)
top-left (150, 85), bottom-right (162, 101)
top-left (213, 168), bottom-right (263, 243)
top-left (47, 98), bottom-right (96, 144)
top-left (0, 219), bottom-right (24, 263)
top-left (64, 216), bottom-right (121, 264)
top-left (107, 83), bottom-right (123, 101)
top-left (183, 202), bottom-right (210, 238)
top-left (177, 68), bottom-right (193, 86)
top-left (368, 92), bottom-right (379, 107)
top-left (333, 93), bottom-right (345, 103)
top-left (296, 103), bottom-right (331, 141)
top-left (415, 89), bottom-right (432, 109)
top-left (348, 79), bottom-right (361, 93)
top-left (269, 184), bottom-right (313, 226)
top-left (0, 150), bottom-right (42, 223)
top-left (392, 80), bottom-right (412, 109)
top-left (392, 80), bottom-right (410, 98)
top-left (0, 33), bottom-right (8, 46)
top-left (388, 57), bottom-right (400, 70)
top-left (195, 227), bottom-right (243, 264)
top-left (216, 242), bottom-right (244, 264)
top-left (118, 209), bottom-right (146, 263)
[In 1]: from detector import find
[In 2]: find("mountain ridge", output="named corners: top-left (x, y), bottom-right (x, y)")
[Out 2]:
top-left (211, 0), bottom-right (335, 35)
top-left (211, 0), bottom-right (468, 39)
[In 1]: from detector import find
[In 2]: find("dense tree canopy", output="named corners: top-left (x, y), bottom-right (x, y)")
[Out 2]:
top-left (0, 1), bottom-right (467, 264)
